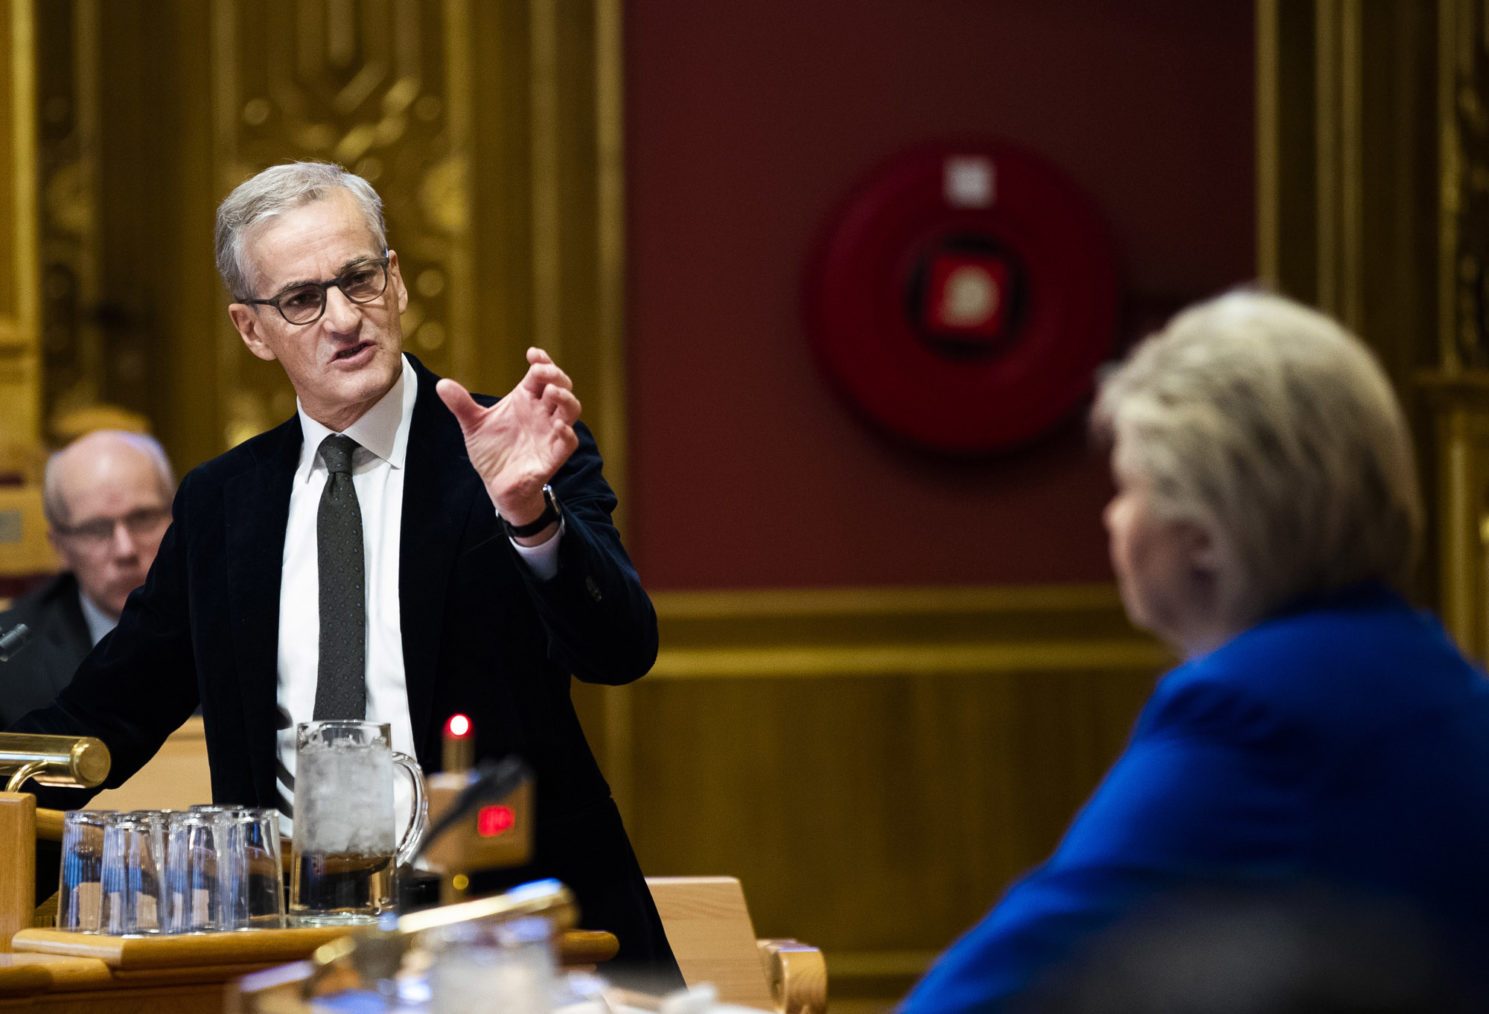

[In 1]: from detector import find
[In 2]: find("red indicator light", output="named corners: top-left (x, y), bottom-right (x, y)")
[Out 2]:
top-left (446, 714), bottom-right (472, 737)
top-left (477, 805), bottom-right (515, 837)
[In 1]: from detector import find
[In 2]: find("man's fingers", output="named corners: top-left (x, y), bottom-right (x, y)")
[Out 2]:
top-left (519, 367), bottom-right (572, 399)
top-left (518, 356), bottom-right (572, 399)
top-left (435, 377), bottom-right (485, 432)
top-left (543, 385), bottom-right (582, 424)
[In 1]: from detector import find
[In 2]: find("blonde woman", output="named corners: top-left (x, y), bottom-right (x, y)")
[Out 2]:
top-left (899, 291), bottom-right (1489, 1012)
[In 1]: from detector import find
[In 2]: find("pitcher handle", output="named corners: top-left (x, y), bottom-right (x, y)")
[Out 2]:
top-left (391, 750), bottom-right (429, 869)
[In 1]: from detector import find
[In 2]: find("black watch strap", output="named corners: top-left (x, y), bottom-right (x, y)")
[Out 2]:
top-left (501, 484), bottom-right (560, 539)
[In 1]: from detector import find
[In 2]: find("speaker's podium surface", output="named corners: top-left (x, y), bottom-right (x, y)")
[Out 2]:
top-left (0, 791), bottom-right (617, 1013)
top-left (0, 734), bottom-right (826, 1013)
top-left (1, 788), bottom-right (363, 1013)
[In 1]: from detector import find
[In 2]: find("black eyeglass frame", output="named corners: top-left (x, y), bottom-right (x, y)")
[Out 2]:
top-left (238, 254), bottom-right (392, 326)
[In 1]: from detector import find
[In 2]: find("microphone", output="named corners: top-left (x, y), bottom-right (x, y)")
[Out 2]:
top-left (0, 623), bottom-right (31, 662)
top-left (415, 755), bottom-right (531, 864)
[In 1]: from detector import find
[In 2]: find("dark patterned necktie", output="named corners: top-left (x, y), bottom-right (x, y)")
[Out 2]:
top-left (313, 434), bottom-right (366, 719)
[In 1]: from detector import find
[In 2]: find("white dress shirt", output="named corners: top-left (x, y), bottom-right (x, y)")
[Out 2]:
top-left (274, 355), bottom-right (560, 835)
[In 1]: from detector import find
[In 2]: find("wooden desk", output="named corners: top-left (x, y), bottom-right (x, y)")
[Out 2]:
top-left (1, 950), bottom-right (314, 1013)
top-left (1, 926), bottom-right (354, 1012)
top-left (2, 928), bottom-right (618, 1013)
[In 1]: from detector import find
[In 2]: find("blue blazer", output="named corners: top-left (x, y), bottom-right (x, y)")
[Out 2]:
top-left (899, 584), bottom-right (1489, 1012)
top-left (12, 355), bottom-right (675, 976)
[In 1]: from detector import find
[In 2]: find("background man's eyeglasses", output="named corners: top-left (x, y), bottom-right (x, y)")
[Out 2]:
top-left (240, 257), bottom-right (390, 325)
top-left (56, 507), bottom-right (170, 547)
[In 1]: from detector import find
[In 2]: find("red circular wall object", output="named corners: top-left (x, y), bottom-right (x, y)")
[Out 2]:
top-left (804, 142), bottom-right (1121, 454)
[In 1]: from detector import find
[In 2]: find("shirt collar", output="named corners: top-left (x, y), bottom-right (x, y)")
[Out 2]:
top-left (295, 355), bottom-right (417, 480)
top-left (76, 586), bottom-right (116, 646)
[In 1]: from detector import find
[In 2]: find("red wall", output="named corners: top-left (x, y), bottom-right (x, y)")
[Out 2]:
top-left (624, 1), bottom-right (1255, 591)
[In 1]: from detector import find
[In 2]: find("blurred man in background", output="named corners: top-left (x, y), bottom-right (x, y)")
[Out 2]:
top-left (0, 429), bottom-right (174, 726)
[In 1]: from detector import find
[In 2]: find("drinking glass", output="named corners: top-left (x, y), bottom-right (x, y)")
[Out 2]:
top-left (164, 810), bottom-right (229, 932)
top-left (56, 810), bottom-right (114, 932)
top-left (290, 720), bottom-right (427, 925)
top-left (100, 812), bottom-right (165, 935)
top-left (227, 807), bottom-right (286, 929)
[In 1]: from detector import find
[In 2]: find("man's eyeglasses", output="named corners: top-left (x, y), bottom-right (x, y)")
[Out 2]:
top-left (240, 257), bottom-right (391, 326)
top-left (56, 507), bottom-right (170, 547)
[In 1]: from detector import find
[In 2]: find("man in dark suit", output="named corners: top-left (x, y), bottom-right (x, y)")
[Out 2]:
top-left (12, 161), bottom-right (677, 985)
top-left (0, 430), bottom-right (174, 727)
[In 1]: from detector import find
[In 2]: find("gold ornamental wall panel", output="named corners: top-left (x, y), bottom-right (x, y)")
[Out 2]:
top-left (1424, 0), bottom-right (1489, 659)
top-left (0, 0), bottom-right (38, 464)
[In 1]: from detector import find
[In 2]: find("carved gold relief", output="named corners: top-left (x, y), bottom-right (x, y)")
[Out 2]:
top-left (1443, 1), bottom-right (1489, 369)
top-left (1425, 3), bottom-right (1489, 655)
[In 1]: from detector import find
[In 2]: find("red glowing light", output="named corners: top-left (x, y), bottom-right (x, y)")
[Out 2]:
top-left (477, 805), bottom-right (515, 837)
top-left (446, 714), bottom-right (472, 737)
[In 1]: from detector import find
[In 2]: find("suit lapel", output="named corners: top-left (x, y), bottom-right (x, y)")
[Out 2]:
top-left (399, 356), bottom-right (483, 755)
top-left (50, 575), bottom-right (92, 692)
top-left (225, 417), bottom-right (300, 802)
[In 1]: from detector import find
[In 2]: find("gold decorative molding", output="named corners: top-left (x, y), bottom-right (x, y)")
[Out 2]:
top-left (34, 0), bottom-right (103, 444)
top-left (1439, 0), bottom-right (1489, 372)
top-left (0, 0), bottom-right (39, 453)
top-left (1314, 0), bottom-right (1366, 328)
top-left (1255, 0), bottom-right (1280, 286)
top-left (1424, 2), bottom-right (1489, 657)
top-left (650, 584), bottom-right (1170, 680)
top-left (594, 0), bottom-right (628, 517)
top-left (1440, 1), bottom-right (1464, 373)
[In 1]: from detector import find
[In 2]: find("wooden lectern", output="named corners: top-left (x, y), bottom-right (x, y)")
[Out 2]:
top-left (0, 731), bottom-right (827, 1013)
top-left (0, 791), bottom-right (37, 952)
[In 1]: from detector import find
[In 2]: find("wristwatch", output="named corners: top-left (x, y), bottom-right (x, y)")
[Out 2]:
top-left (500, 484), bottom-right (561, 539)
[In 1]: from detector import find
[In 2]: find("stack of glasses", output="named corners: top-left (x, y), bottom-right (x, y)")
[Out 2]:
top-left (56, 804), bottom-right (286, 934)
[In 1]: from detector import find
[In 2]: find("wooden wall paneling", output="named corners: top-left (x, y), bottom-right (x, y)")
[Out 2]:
top-left (30, 1), bottom-right (216, 469)
top-left (464, 0), bottom-right (534, 398)
top-left (0, 0), bottom-right (39, 458)
top-left (597, 586), bottom-right (1169, 1005)
top-left (1420, 0), bottom-right (1489, 654)
top-left (455, 0), bottom-right (625, 456)
top-left (33, 0), bottom-right (99, 449)
top-left (1255, 0), bottom-right (1317, 297)
top-left (97, 1), bottom-right (216, 471)
top-left (1259, 1), bottom-right (1438, 382)
top-left (1261, 2), bottom-right (1449, 616)
top-left (0, 0), bottom-right (48, 585)
top-left (1426, 389), bottom-right (1489, 659)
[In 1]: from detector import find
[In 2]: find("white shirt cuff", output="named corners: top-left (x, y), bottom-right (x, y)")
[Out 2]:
top-left (509, 518), bottom-right (563, 581)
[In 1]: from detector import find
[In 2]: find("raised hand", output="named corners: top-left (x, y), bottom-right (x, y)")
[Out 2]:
top-left (436, 347), bottom-right (581, 536)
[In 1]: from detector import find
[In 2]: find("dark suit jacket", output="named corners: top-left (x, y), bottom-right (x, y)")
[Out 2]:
top-left (0, 573), bottom-right (93, 728)
top-left (14, 355), bottom-right (676, 980)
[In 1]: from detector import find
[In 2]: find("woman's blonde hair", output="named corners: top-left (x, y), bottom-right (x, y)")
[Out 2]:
top-left (1093, 289), bottom-right (1422, 628)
